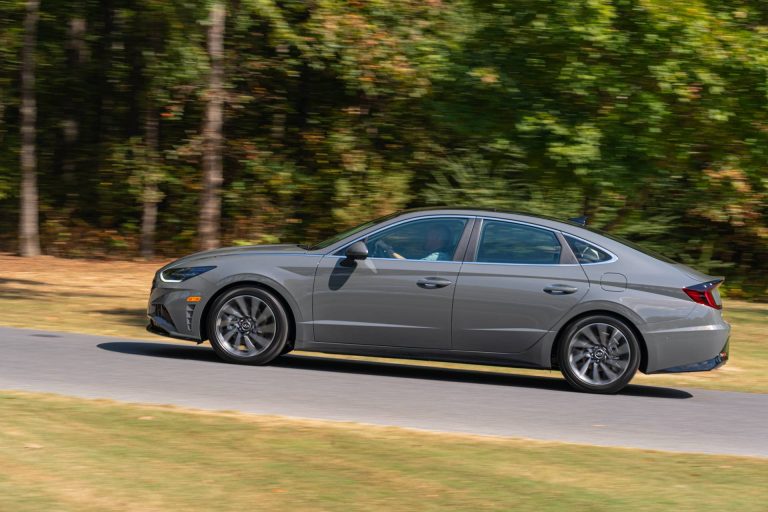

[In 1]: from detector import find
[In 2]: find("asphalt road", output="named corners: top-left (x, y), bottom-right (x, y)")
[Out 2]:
top-left (1, 326), bottom-right (766, 457)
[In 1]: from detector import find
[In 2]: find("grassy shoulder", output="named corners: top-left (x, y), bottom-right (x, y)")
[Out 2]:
top-left (0, 253), bottom-right (765, 393)
top-left (0, 390), bottom-right (766, 512)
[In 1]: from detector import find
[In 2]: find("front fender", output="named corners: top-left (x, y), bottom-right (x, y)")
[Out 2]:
top-left (197, 272), bottom-right (311, 342)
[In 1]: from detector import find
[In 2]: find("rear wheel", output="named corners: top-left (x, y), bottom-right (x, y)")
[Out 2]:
top-left (206, 286), bottom-right (289, 365)
top-left (558, 315), bottom-right (640, 394)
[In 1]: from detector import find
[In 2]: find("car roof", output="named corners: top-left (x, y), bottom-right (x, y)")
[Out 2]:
top-left (388, 207), bottom-right (636, 251)
top-left (393, 207), bottom-right (585, 229)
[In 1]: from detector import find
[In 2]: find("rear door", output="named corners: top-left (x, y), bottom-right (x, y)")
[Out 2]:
top-left (452, 219), bottom-right (589, 353)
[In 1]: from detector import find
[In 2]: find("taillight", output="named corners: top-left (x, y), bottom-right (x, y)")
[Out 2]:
top-left (683, 280), bottom-right (723, 309)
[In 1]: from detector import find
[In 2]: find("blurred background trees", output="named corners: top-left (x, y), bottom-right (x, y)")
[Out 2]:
top-left (0, 0), bottom-right (766, 297)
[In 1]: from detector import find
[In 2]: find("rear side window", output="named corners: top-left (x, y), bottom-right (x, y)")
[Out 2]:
top-left (476, 221), bottom-right (561, 264)
top-left (564, 235), bottom-right (613, 264)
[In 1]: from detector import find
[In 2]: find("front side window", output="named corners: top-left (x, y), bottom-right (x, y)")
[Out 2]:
top-left (363, 218), bottom-right (468, 261)
top-left (564, 235), bottom-right (613, 264)
top-left (476, 221), bottom-right (561, 264)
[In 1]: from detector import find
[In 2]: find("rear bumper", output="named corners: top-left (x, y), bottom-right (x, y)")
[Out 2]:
top-left (652, 339), bottom-right (729, 374)
top-left (642, 305), bottom-right (730, 373)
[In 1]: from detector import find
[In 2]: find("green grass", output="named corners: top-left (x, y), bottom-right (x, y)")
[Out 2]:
top-left (0, 390), bottom-right (766, 512)
top-left (0, 253), bottom-right (766, 393)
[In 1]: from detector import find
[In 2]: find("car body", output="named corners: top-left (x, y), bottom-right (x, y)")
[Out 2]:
top-left (147, 208), bottom-right (730, 393)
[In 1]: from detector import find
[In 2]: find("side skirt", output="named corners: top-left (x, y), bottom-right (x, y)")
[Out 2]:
top-left (294, 340), bottom-right (550, 370)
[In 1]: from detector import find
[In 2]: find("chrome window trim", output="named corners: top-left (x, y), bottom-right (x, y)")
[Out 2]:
top-left (325, 256), bottom-right (465, 264)
top-left (462, 261), bottom-right (581, 267)
top-left (329, 214), bottom-right (474, 261)
top-left (322, 212), bottom-right (618, 266)
top-left (561, 232), bottom-right (619, 265)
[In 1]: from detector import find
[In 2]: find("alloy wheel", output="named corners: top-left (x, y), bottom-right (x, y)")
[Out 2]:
top-left (567, 322), bottom-right (632, 386)
top-left (214, 295), bottom-right (276, 357)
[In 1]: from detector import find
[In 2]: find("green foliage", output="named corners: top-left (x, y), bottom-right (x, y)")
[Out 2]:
top-left (0, 0), bottom-right (766, 297)
top-left (0, 0), bottom-right (23, 201)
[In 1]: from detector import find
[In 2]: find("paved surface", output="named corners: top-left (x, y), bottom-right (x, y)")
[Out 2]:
top-left (1, 326), bottom-right (766, 457)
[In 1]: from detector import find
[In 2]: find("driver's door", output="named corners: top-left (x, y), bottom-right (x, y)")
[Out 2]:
top-left (312, 217), bottom-right (472, 349)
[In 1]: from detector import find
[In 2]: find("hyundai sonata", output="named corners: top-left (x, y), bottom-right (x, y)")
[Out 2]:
top-left (147, 208), bottom-right (730, 393)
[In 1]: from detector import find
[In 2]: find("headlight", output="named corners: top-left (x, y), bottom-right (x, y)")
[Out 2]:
top-left (160, 266), bottom-right (216, 283)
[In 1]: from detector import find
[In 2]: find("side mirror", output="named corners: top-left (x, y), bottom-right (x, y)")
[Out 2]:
top-left (345, 241), bottom-right (369, 260)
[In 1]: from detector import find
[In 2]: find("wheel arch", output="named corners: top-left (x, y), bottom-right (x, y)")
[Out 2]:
top-left (199, 279), bottom-right (298, 348)
top-left (550, 309), bottom-right (649, 373)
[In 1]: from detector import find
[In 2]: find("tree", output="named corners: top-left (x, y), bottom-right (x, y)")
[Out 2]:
top-left (18, 0), bottom-right (40, 256)
top-left (140, 110), bottom-right (160, 258)
top-left (198, 1), bottom-right (225, 251)
top-left (0, 0), bottom-right (766, 297)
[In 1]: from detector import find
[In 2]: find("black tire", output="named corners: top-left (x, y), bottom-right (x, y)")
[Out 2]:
top-left (558, 315), bottom-right (640, 394)
top-left (206, 286), bottom-right (290, 365)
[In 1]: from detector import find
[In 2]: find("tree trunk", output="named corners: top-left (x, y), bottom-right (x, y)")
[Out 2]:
top-left (198, 1), bottom-right (225, 251)
top-left (141, 110), bottom-right (160, 259)
top-left (19, 0), bottom-right (41, 257)
top-left (61, 17), bottom-right (86, 210)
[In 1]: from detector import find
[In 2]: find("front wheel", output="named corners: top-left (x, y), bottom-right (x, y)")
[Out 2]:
top-left (206, 286), bottom-right (289, 365)
top-left (558, 316), bottom-right (640, 394)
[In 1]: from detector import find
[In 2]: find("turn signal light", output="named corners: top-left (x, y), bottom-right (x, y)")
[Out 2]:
top-left (186, 296), bottom-right (202, 303)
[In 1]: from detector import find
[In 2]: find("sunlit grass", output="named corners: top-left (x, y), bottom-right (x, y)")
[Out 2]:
top-left (0, 253), bottom-right (765, 393)
top-left (0, 390), bottom-right (766, 512)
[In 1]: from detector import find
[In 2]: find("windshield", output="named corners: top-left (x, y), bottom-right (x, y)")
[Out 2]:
top-left (306, 212), bottom-right (401, 251)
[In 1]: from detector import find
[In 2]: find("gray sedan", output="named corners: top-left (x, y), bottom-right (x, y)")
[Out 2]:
top-left (147, 208), bottom-right (730, 393)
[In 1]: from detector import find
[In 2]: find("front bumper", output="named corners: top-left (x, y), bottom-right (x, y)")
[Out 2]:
top-left (146, 275), bottom-right (207, 342)
top-left (654, 339), bottom-right (729, 373)
top-left (146, 321), bottom-right (199, 342)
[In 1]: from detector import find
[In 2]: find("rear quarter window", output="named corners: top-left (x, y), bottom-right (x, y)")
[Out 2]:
top-left (564, 235), bottom-right (613, 264)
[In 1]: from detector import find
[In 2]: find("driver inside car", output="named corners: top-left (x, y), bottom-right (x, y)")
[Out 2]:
top-left (374, 224), bottom-right (454, 261)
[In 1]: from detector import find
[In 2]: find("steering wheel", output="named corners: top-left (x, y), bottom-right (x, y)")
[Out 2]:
top-left (372, 239), bottom-right (394, 258)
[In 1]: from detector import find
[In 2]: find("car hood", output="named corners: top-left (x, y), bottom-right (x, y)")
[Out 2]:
top-left (161, 244), bottom-right (307, 271)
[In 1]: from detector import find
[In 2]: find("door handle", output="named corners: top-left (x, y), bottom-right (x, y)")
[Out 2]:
top-left (543, 284), bottom-right (578, 295)
top-left (417, 277), bottom-right (453, 289)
